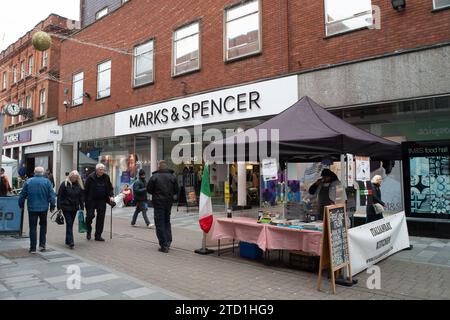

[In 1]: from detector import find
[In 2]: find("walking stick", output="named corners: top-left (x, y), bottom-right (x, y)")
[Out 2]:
top-left (110, 204), bottom-right (113, 240)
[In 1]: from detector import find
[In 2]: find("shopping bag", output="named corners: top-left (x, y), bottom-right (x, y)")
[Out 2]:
top-left (78, 210), bottom-right (87, 233)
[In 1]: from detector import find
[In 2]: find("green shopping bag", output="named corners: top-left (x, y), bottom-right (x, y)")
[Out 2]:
top-left (78, 210), bottom-right (87, 233)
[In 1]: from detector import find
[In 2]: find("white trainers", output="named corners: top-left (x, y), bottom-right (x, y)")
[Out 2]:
top-left (147, 224), bottom-right (155, 229)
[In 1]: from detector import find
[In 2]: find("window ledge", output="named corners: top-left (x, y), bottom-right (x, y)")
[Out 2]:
top-left (17, 79), bottom-right (25, 85)
top-left (172, 68), bottom-right (201, 79)
top-left (39, 67), bottom-right (48, 73)
top-left (133, 81), bottom-right (155, 90)
top-left (432, 6), bottom-right (450, 13)
top-left (96, 95), bottom-right (111, 101)
top-left (71, 103), bottom-right (83, 108)
top-left (324, 26), bottom-right (371, 39)
top-left (225, 50), bottom-right (262, 64)
top-left (1, 88), bottom-right (6, 93)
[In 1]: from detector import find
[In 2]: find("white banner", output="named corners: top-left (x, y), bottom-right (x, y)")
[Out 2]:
top-left (348, 211), bottom-right (410, 276)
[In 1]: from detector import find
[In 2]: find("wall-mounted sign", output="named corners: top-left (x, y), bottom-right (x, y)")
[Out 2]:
top-left (47, 126), bottom-right (63, 142)
top-left (115, 76), bottom-right (298, 136)
top-left (355, 156), bottom-right (370, 182)
top-left (3, 130), bottom-right (32, 146)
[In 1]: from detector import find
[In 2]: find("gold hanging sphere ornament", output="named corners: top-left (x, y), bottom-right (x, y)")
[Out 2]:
top-left (32, 31), bottom-right (52, 51)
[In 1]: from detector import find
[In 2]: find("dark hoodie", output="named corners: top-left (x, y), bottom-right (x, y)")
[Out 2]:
top-left (147, 169), bottom-right (179, 208)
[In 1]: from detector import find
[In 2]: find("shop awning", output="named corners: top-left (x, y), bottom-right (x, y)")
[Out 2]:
top-left (211, 96), bottom-right (402, 163)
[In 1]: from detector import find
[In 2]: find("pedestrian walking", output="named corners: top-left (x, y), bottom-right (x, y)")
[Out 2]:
top-left (45, 169), bottom-right (55, 188)
top-left (131, 169), bottom-right (154, 228)
top-left (366, 175), bottom-right (386, 223)
top-left (0, 168), bottom-right (12, 197)
top-left (18, 167), bottom-right (56, 253)
top-left (147, 161), bottom-right (179, 253)
top-left (57, 170), bottom-right (85, 249)
top-left (84, 163), bottom-right (114, 242)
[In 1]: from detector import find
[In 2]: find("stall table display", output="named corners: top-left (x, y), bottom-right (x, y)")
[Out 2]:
top-left (211, 217), bottom-right (322, 256)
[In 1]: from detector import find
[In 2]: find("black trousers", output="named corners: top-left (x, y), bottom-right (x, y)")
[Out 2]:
top-left (28, 212), bottom-right (47, 251)
top-left (154, 205), bottom-right (172, 249)
top-left (86, 200), bottom-right (107, 238)
top-left (63, 210), bottom-right (77, 246)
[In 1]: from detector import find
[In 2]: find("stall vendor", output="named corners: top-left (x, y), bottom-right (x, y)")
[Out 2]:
top-left (308, 169), bottom-right (346, 220)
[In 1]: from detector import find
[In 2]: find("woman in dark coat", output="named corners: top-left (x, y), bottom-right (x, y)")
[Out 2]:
top-left (367, 175), bottom-right (385, 223)
top-left (57, 170), bottom-right (85, 249)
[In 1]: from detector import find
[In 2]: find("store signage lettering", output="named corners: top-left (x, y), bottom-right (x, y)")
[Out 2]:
top-left (3, 130), bottom-right (32, 146)
top-left (129, 91), bottom-right (261, 129)
top-left (407, 146), bottom-right (449, 156)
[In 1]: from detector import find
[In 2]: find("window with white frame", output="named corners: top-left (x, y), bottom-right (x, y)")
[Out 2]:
top-left (42, 50), bottom-right (48, 68)
top-left (39, 89), bottom-right (46, 116)
top-left (20, 61), bottom-right (25, 79)
top-left (2, 72), bottom-right (6, 89)
top-left (28, 56), bottom-right (34, 76)
top-left (325, 0), bottom-right (373, 36)
top-left (173, 22), bottom-right (200, 76)
top-left (13, 65), bottom-right (17, 83)
top-left (26, 95), bottom-right (31, 114)
top-left (434, 0), bottom-right (450, 9)
top-left (72, 72), bottom-right (84, 106)
top-left (18, 99), bottom-right (24, 122)
top-left (11, 114), bottom-right (15, 125)
top-left (122, 0), bottom-right (129, 4)
top-left (96, 7), bottom-right (109, 20)
top-left (133, 40), bottom-right (154, 86)
top-left (97, 60), bottom-right (111, 99)
top-left (225, 0), bottom-right (261, 61)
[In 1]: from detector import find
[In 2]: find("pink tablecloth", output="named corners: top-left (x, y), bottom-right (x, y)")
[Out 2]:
top-left (211, 217), bottom-right (322, 255)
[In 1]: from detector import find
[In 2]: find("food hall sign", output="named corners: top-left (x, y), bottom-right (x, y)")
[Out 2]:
top-left (115, 76), bottom-right (298, 136)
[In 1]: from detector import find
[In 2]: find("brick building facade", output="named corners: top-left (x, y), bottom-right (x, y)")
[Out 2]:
top-left (55, 0), bottom-right (449, 235)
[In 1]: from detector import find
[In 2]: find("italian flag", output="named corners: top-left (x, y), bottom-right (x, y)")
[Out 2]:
top-left (199, 165), bottom-right (213, 234)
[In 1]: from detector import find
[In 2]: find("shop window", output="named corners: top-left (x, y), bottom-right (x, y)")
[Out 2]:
top-left (324, 0), bottom-right (373, 36)
top-left (133, 40), bottom-right (154, 87)
top-left (97, 60), bottom-right (111, 99)
top-left (72, 71), bottom-right (84, 106)
top-left (225, 0), bottom-right (261, 61)
top-left (173, 22), bottom-right (200, 76)
top-left (434, 0), bottom-right (450, 9)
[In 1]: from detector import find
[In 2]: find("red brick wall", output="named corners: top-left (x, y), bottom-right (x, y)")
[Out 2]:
top-left (289, 0), bottom-right (450, 71)
top-left (59, 0), bottom-right (450, 125)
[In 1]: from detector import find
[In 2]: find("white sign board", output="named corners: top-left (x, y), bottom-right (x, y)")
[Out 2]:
top-left (355, 156), bottom-right (370, 182)
top-left (115, 76), bottom-right (298, 136)
top-left (348, 211), bottom-right (410, 276)
top-left (261, 158), bottom-right (278, 181)
top-left (346, 154), bottom-right (354, 186)
top-left (47, 126), bottom-right (63, 142)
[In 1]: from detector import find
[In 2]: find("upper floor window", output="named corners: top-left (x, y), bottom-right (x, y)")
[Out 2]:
top-left (20, 61), bottom-right (25, 79)
top-left (173, 22), bottom-right (200, 76)
top-left (13, 65), bottom-right (18, 83)
top-left (42, 50), bottom-right (48, 68)
top-left (434, 0), bottom-right (450, 9)
top-left (97, 60), bottom-right (111, 99)
top-left (28, 56), bottom-right (34, 76)
top-left (18, 99), bottom-right (24, 122)
top-left (39, 89), bottom-right (46, 116)
top-left (133, 40), bottom-right (154, 87)
top-left (225, 0), bottom-right (261, 61)
top-left (325, 0), bottom-right (373, 36)
top-left (122, 0), bottom-right (129, 4)
top-left (2, 72), bottom-right (7, 89)
top-left (72, 72), bottom-right (84, 106)
top-left (96, 7), bottom-right (109, 20)
top-left (26, 95), bottom-right (32, 111)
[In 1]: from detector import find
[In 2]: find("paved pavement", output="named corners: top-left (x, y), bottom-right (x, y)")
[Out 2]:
top-left (2, 206), bottom-right (450, 300)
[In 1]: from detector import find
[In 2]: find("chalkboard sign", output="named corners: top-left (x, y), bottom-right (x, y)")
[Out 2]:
top-left (328, 205), bottom-right (350, 270)
top-left (317, 204), bottom-right (352, 294)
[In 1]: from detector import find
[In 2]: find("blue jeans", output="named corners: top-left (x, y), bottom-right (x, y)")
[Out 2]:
top-left (63, 211), bottom-right (76, 246)
top-left (132, 201), bottom-right (150, 226)
top-left (154, 205), bottom-right (172, 249)
top-left (28, 212), bottom-right (47, 251)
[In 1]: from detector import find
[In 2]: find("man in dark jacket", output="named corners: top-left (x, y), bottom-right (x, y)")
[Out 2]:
top-left (84, 164), bottom-right (114, 241)
top-left (131, 169), bottom-right (154, 228)
top-left (147, 161), bottom-right (179, 253)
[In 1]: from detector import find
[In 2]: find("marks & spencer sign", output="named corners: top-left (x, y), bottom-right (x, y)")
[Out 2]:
top-left (115, 76), bottom-right (298, 136)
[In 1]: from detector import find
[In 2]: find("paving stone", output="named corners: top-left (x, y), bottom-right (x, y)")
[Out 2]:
top-left (81, 273), bottom-right (120, 285)
top-left (122, 287), bottom-right (157, 298)
top-left (47, 257), bottom-right (78, 263)
top-left (58, 289), bottom-right (109, 300)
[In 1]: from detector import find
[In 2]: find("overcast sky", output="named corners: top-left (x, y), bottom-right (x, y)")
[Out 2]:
top-left (0, 0), bottom-right (80, 52)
